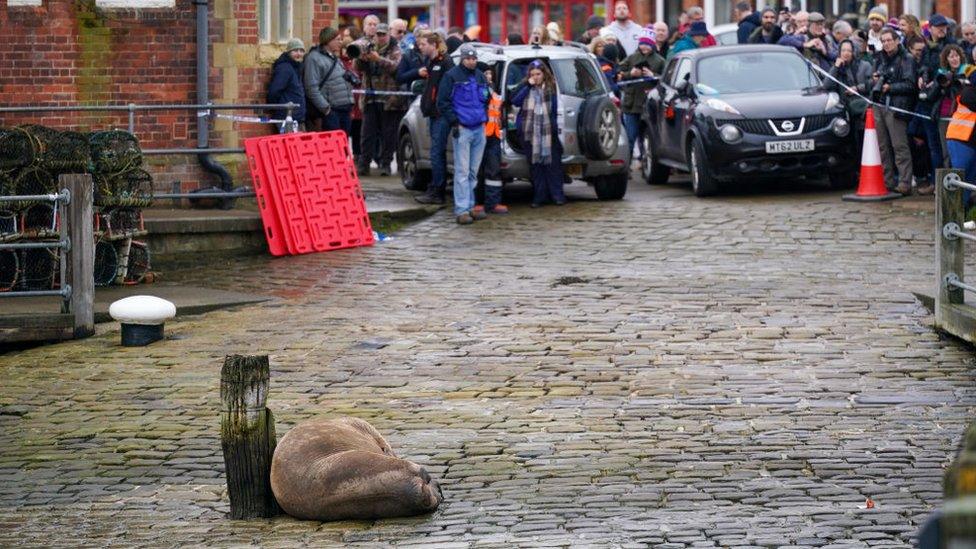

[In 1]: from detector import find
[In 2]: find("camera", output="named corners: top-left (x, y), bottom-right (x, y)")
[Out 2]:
top-left (342, 71), bottom-right (362, 87)
top-left (345, 39), bottom-right (372, 60)
top-left (870, 74), bottom-right (887, 101)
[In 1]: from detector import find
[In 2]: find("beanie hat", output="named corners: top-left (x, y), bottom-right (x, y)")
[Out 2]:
top-left (867, 7), bottom-right (887, 23)
top-left (599, 27), bottom-right (615, 40)
top-left (638, 35), bottom-right (655, 47)
top-left (319, 27), bottom-right (339, 45)
top-left (285, 38), bottom-right (305, 52)
top-left (586, 15), bottom-right (605, 31)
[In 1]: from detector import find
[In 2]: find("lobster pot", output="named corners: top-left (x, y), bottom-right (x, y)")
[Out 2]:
top-left (0, 127), bottom-right (41, 170)
top-left (93, 239), bottom-right (119, 287)
top-left (0, 250), bottom-right (18, 292)
top-left (43, 130), bottom-right (91, 174)
top-left (124, 240), bottom-right (151, 284)
top-left (17, 247), bottom-right (57, 291)
top-left (21, 203), bottom-right (57, 234)
top-left (11, 166), bottom-right (54, 211)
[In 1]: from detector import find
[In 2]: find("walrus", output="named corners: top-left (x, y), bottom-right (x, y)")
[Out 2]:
top-left (270, 416), bottom-right (443, 521)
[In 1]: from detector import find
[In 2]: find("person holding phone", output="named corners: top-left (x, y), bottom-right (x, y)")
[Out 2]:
top-left (511, 60), bottom-right (565, 208)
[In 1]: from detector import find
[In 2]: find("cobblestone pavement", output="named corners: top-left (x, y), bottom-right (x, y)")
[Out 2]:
top-left (1, 176), bottom-right (974, 548)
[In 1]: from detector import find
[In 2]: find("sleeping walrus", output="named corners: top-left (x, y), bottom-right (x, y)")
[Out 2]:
top-left (270, 416), bottom-right (443, 521)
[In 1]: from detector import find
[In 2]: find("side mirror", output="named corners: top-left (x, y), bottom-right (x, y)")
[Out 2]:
top-left (410, 80), bottom-right (426, 95)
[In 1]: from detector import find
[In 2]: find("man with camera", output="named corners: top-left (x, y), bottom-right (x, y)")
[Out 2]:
top-left (871, 28), bottom-right (918, 195)
top-left (304, 27), bottom-right (355, 134)
top-left (354, 23), bottom-right (404, 177)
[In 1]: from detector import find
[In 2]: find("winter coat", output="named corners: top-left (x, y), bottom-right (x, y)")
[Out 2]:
top-left (396, 43), bottom-right (426, 90)
top-left (355, 39), bottom-right (406, 111)
top-left (267, 51), bottom-right (306, 123)
top-left (925, 64), bottom-right (976, 119)
top-left (747, 25), bottom-right (784, 45)
top-left (420, 54), bottom-right (455, 119)
top-left (778, 32), bottom-right (837, 71)
top-left (667, 36), bottom-right (698, 60)
top-left (825, 59), bottom-right (872, 117)
top-left (595, 56), bottom-right (620, 95)
top-left (510, 82), bottom-right (563, 157)
top-left (303, 46), bottom-right (354, 115)
top-left (871, 44), bottom-right (918, 120)
top-left (436, 64), bottom-right (488, 128)
top-left (618, 49), bottom-right (665, 113)
top-left (737, 12), bottom-right (761, 44)
top-left (922, 36), bottom-right (958, 78)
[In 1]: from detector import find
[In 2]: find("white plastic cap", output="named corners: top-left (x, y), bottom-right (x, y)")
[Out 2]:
top-left (109, 295), bottom-right (176, 325)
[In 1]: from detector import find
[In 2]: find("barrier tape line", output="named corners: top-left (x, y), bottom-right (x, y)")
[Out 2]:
top-left (353, 89), bottom-right (417, 96)
top-left (804, 60), bottom-right (932, 121)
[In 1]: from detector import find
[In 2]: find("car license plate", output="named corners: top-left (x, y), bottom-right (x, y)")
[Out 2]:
top-left (765, 139), bottom-right (815, 154)
top-left (566, 164), bottom-right (584, 178)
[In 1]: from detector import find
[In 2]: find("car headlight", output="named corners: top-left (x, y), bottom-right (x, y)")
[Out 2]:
top-left (824, 92), bottom-right (841, 112)
top-left (704, 98), bottom-right (742, 116)
top-left (719, 124), bottom-right (742, 144)
top-left (830, 117), bottom-right (850, 137)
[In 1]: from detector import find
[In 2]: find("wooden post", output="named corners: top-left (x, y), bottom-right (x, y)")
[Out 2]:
top-left (220, 354), bottom-right (280, 519)
top-left (62, 174), bottom-right (94, 338)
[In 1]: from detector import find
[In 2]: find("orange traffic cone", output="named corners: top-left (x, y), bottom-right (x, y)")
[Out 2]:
top-left (843, 108), bottom-right (902, 201)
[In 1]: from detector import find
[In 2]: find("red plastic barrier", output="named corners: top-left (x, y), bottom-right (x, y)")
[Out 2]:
top-left (244, 131), bottom-right (374, 256)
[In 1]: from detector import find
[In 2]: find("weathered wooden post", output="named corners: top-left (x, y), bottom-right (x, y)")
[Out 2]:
top-left (220, 354), bottom-right (280, 519)
top-left (62, 174), bottom-right (94, 338)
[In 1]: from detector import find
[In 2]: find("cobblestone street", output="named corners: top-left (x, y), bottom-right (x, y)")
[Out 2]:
top-left (1, 176), bottom-right (974, 547)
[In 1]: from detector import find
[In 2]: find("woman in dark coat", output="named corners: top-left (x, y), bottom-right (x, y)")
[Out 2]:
top-left (268, 38), bottom-right (307, 132)
top-left (511, 60), bottom-right (565, 207)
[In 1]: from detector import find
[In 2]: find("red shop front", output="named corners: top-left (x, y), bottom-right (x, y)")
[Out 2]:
top-left (456, 0), bottom-right (608, 44)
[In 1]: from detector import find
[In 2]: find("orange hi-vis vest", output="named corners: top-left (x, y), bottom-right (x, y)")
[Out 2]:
top-left (947, 96), bottom-right (976, 142)
top-left (485, 91), bottom-right (502, 139)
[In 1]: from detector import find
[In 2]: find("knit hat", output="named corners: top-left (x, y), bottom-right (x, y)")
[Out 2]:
top-left (599, 27), bottom-right (615, 40)
top-left (688, 21), bottom-right (709, 37)
top-left (638, 35), bottom-right (655, 47)
top-left (586, 15), bottom-right (605, 31)
top-left (867, 7), bottom-right (887, 23)
top-left (319, 27), bottom-right (339, 45)
top-left (285, 38), bottom-right (305, 52)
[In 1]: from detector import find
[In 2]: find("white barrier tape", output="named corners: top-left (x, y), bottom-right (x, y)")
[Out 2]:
top-left (212, 113), bottom-right (294, 125)
top-left (617, 77), bottom-right (659, 88)
top-left (805, 60), bottom-right (932, 121)
top-left (353, 89), bottom-right (417, 96)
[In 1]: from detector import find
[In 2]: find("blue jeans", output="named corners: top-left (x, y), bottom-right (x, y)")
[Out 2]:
top-left (322, 107), bottom-right (352, 134)
top-left (908, 108), bottom-right (943, 183)
top-left (428, 117), bottom-right (450, 192)
top-left (948, 140), bottom-right (976, 208)
top-left (622, 113), bottom-right (641, 157)
top-left (452, 125), bottom-right (486, 215)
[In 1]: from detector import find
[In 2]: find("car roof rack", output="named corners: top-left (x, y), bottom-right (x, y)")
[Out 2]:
top-left (464, 42), bottom-right (505, 55)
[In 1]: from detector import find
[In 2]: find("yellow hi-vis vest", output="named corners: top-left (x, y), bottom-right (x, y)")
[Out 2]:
top-left (947, 96), bottom-right (976, 142)
top-left (485, 91), bottom-right (502, 139)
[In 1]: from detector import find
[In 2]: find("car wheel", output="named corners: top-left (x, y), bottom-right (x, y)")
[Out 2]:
top-left (828, 169), bottom-right (857, 190)
top-left (689, 138), bottom-right (717, 197)
top-left (578, 95), bottom-right (621, 161)
top-left (642, 133), bottom-right (670, 185)
top-left (593, 172), bottom-right (628, 200)
top-left (399, 133), bottom-right (430, 191)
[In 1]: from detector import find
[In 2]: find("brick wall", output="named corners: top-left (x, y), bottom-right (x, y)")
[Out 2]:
top-left (0, 0), bottom-right (337, 193)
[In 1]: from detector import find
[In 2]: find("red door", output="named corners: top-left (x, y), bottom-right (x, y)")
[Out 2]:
top-left (463, 0), bottom-right (593, 44)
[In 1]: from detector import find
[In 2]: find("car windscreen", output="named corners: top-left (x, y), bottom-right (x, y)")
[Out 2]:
top-left (695, 51), bottom-right (820, 95)
top-left (550, 58), bottom-right (605, 97)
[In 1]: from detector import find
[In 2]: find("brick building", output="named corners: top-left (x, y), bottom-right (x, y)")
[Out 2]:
top-left (0, 0), bottom-right (338, 192)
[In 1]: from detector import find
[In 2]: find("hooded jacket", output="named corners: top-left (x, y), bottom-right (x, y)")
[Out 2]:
top-left (872, 43), bottom-right (918, 119)
top-left (268, 51), bottom-right (307, 123)
top-left (618, 48), bottom-right (665, 113)
top-left (304, 46), bottom-right (354, 115)
top-left (737, 12), bottom-right (761, 44)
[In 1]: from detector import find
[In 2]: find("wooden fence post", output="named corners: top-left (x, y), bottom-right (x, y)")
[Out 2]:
top-left (62, 174), bottom-right (94, 338)
top-left (220, 354), bottom-right (281, 519)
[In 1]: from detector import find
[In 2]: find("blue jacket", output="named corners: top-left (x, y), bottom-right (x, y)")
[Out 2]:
top-left (737, 12), bottom-right (760, 44)
top-left (667, 36), bottom-right (698, 60)
top-left (396, 44), bottom-right (426, 89)
top-left (268, 52), bottom-right (306, 122)
top-left (436, 64), bottom-right (488, 128)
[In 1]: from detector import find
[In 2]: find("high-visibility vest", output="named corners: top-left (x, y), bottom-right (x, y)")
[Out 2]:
top-left (485, 91), bottom-right (502, 139)
top-left (947, 96), bottom-right (976, 143)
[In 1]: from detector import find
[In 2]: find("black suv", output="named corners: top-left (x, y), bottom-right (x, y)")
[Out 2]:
top-left (641, 45), bottom-right (856, 196)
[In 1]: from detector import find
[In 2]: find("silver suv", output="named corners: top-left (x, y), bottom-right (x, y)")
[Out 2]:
top-left (397, 43), bottom-right (631, 200)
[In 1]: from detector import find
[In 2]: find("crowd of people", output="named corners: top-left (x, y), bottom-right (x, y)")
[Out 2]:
top-left (265, 1), bottom-right (976, 221)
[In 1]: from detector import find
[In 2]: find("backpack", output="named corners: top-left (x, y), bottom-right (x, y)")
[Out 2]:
top-left (453, 75), bottom-right (488, 128)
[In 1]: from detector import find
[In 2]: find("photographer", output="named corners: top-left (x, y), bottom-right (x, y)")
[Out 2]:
top-left (825, 40), bottom-right (871, 152)
top-left (304, 27), bottom-right (354, 133)
top-left (354, 23), bottom-right (404, 177)
top-left (918, 45), bottom-right (975, 188)
top-left (908, 37), bottom-right (938, 193)
top-left (871, 28), bottom-right (917, 195)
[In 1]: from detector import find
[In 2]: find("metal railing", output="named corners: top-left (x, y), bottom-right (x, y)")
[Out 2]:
top-left (935, 168), bottom-right (976, 343)
top-left (0, 175), bottom-right (94, 340)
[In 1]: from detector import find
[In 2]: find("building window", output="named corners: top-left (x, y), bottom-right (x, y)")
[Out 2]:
top-left (258, 0), bottom-right (294, 44)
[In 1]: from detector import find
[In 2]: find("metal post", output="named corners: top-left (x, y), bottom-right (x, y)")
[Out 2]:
top-left (937, 168), bottom-right (967, 325)
top-left (128, 103), bottom-right (136, 134)
top-left (64, 174), bottom-right (94, 338)
top-left (387, 0), bottom-right (396, 25)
